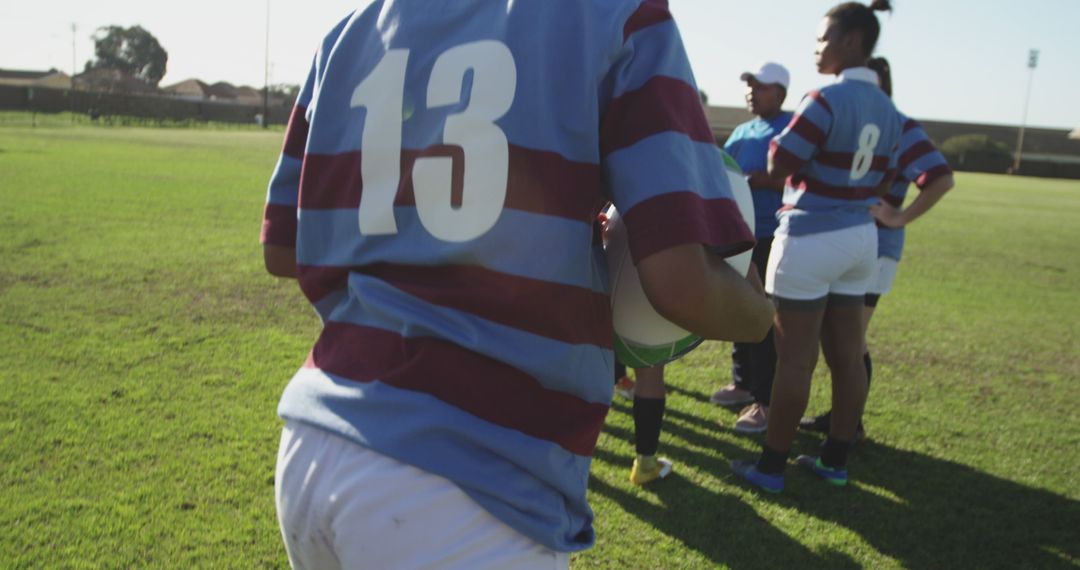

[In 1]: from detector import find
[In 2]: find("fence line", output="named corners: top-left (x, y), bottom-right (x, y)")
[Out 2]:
top-left (0, 84), bottom-right (292, 126)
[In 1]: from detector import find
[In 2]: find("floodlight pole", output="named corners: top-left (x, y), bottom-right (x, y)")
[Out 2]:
top-left (263, 0), bottom-right (270, 129)
top-left (71, 23), bottom-right (77, 123)
top-left (1012, 49), bottom-right (1038, 174)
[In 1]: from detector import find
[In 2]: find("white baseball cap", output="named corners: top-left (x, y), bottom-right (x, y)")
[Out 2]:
top-left (740, 62), bottom-right (790, 89)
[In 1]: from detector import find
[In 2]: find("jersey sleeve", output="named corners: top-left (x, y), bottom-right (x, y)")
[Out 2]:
top-left (260, 60), bottom-right (317, 247)
top-left (769, 90), bottom-right (834, 174)
top-left (898, 119), bottom-right (953, 190)
top-left (600, 0), bottom-right (753, 263)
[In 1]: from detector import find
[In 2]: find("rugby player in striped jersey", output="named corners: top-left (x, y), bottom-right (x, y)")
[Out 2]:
top-left (731, 0), bottom-right (902, 493)
top-left (800, 56), bottom-right (956, 439)
top-left (261, 1), bottom-right (772, 566)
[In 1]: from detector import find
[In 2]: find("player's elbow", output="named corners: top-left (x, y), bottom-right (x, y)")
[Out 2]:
top-left (935, 173), bottom-right (956, 194)
top-left (264, 245), bottom-right (298, 279)
top-left (732, 301), bottom-right (774, 343)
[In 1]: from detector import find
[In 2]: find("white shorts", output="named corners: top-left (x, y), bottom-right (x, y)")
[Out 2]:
top-left (766, 223), bottom-right (878, 304)
top-left (275, 421), bottom-right (569, 570)
top-left (866, 257), bottom-right (899, 296)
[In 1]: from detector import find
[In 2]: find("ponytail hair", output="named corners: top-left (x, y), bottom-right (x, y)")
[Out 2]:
top-left (867, 56), bottom-right (892, 97)
top-left (826, 1), bottom-right (893, 57)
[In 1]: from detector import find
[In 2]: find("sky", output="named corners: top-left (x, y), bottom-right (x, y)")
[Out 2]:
top-left (2, 0), bottom-right (1078, 130)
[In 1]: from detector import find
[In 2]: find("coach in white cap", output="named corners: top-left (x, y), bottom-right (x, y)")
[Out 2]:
top-left (711, 62), bottom-right (793, 434)
top-left (740, 62), bottom-right (790, 93)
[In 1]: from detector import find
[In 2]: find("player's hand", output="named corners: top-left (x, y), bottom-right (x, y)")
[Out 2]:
top-left (870, 202), bottom-right (905, 228)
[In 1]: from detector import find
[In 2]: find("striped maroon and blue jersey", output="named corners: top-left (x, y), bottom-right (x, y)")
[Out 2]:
top-left (878, 114), bottom-right (953, 261)
top-left (769, 67), bottom-right (903, 237)
top-left (260, 0), bottom-right (752, 552)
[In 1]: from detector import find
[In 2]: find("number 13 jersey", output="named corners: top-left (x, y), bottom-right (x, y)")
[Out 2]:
top-left (259, 0), bottom-right (754, 552)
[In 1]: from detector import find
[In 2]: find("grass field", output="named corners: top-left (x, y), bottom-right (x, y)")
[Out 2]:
top-left (1, 124), bottom-right (1077, 569)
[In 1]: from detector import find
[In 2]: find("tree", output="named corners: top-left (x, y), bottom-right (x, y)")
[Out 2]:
top-left (940, 134), bottom-right (1013, 173)
top-left (270, 83), bottom-right (301, 102)
top-left (85, 25), bottom-right (168, 86)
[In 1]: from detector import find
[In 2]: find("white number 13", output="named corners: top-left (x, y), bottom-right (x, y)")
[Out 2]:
top-left (350, 41), bottom-right (516, 242)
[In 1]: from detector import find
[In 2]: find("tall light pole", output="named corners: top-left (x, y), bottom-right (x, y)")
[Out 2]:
top-left (263, 0), bottom-right (270, 129)
top-left (71, 23), bottom-right (77, 123)
top-left (1012, 49), bottom-right (1038, 174)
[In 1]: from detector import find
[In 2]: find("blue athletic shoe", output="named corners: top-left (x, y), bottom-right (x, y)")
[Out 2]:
top-left (729, 459), bottom-right (784, 493)
top-left (796, 455), bottom-right (849, 487)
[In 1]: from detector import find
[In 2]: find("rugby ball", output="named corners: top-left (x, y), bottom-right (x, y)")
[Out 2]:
top-left (605, 150), bottom-right (755, 368)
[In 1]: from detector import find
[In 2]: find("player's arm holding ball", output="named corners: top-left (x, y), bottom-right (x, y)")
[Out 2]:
top-left (637, 243), bottom-right (772, 343)
top-left (602, 6), bottom-right (772, 346)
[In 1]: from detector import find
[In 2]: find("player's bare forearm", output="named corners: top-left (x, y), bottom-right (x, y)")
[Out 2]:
top-left (900, 173), bottom-right (954, 225)
top-left (767, 155), bottom-right (795, 184)
top-left (264, 245), bottom-right (298, 279)
top-left (747, 171), bottom-right (786, 191)
top-left (637, 243), bottom-right (773, 343)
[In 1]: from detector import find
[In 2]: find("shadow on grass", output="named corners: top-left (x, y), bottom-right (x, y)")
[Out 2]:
top-left (594, 400), bottom-right (1080, 569)
top-left (590, 446), bottom-right (859, 569)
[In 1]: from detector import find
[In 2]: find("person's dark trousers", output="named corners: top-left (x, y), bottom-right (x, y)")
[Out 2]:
top-left (730, 237), bottom-right (777, 405)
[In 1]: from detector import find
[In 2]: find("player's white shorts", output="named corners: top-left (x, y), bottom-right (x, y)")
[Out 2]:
top-left (866, 256), bottom-right (899, 296)
top-left (766, 223), bottom-right (877, 305)
top-left (275, 420), bottom-right (569, 570)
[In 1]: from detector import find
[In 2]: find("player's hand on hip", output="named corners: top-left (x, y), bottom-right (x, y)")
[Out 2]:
top-left (870, 202), bottom-right (905, 229)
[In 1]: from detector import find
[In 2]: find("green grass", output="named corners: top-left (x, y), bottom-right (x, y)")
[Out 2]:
top-left (1, 125), bottom-right (1077, 569)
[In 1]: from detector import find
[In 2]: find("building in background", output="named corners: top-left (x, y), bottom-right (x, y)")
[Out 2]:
top-left (0, 68), bottom-right (73, 89)
top-left (73, 68), bottom-right (158, 95)
top-left (162, 78), bottom-right (283, 106)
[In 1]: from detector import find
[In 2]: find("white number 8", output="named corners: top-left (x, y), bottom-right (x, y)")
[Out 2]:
top-left (350, 41), bottom-right (516, 242)
top-left (850, 123), bottom-right (881, 181)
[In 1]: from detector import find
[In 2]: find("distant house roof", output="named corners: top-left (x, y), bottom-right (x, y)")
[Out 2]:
top-left (0, 68), bottom-right (56, 81)
top-left (162, 78), bottom-right (210, 99)
top-left (0, 68), bottom-right (72, 88)
top-left (74, 68), bottom-right (158, 94)
top-left (206, 81), bottom-right (239, 100)
top-left (232, 85), bottom-right (263, 105)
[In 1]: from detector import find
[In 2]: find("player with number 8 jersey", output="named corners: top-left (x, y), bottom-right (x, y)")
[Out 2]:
top-left (731, 0), bottom-right (902, 495)
top-left (260, 1), bottom-right (768, 567)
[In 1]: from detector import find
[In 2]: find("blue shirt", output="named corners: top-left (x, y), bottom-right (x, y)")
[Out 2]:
top-left (260, 0), bottom-right (753, 553)
top-left (724, 112), bottom-right (793, 237)
top-left (769, 67), bottom-right (902, 237)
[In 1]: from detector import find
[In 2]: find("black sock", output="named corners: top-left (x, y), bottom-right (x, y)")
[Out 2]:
top-left (632, 397), bottom-right (665, 456)
top-left (864, 351), bottom-right (873, 389)
top-left (756, 444), bottom-right (788, 475)
top-left (821, 437), bottom-right (852, 469)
